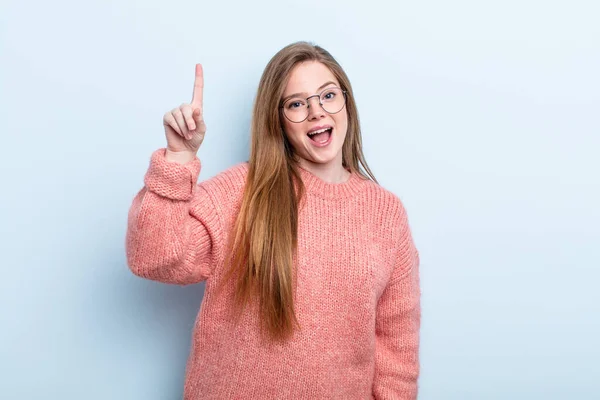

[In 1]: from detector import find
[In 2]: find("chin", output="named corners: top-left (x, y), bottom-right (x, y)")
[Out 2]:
top-left (306, 150), bottom-right (342, 165)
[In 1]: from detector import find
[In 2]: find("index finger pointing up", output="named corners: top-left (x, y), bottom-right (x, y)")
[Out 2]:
top-left (191, 63), bottom-right (204, 109)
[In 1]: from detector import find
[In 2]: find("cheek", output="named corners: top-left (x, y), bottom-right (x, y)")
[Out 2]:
top-left (282, 121), bottom-right (305, 144)
top-left (335, 112), bottom-right (349, 136)
top-left (286, 120), bottom-right (304, 135)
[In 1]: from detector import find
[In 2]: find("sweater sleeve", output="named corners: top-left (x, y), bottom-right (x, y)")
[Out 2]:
top-left (372, 204), bottom-right (421, 400)
top-left (125, 148), bottom-right (223, 285)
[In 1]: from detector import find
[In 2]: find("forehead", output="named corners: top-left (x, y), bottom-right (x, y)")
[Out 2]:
top-left (284, 61), bottom-right (339, 95)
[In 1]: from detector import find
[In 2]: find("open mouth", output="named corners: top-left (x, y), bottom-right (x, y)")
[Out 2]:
top-left (307, 127), bottom-right (333, 144)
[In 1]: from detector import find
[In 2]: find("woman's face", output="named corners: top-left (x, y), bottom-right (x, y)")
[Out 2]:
top-left (280, 61), bottom-right (348, 169)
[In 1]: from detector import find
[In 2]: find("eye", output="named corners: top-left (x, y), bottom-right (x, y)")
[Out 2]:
top-left (287, 100), bottom-right (305, 109)
top-left (322, 91), bottom-right (336, 101)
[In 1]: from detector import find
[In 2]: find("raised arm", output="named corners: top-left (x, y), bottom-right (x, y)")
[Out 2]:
top-left (126, 64), bottom-right (223, 285)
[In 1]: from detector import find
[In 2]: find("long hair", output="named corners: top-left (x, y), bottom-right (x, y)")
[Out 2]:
top-left (215, 41), bottom-right (378, 343)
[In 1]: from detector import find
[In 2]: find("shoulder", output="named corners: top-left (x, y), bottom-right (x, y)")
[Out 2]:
top-left (360, 180), bottom-right (419, 276)
top-left (359, 178), bottom-right (410, 227)
top-left (198, 161), bottom-right (249, 198)
top-left (189, 161), bottom-right (249, 224)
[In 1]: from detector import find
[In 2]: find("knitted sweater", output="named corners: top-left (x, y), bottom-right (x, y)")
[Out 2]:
top-left (126, 148), bottom-right (421, 400)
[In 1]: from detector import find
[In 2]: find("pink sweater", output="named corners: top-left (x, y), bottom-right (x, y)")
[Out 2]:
top-left (126, 148), bottom-right (421, 400)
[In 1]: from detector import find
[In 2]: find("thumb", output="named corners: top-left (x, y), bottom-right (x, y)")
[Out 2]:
top-left (193, 108), bottom-right (205, 131)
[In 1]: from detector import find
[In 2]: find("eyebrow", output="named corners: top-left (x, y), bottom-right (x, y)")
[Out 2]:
top-left (282, 81), bottom-right (338, 103)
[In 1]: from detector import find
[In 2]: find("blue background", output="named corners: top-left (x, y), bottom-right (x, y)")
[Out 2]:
top-left (1, 0), bottom-right (599, 398)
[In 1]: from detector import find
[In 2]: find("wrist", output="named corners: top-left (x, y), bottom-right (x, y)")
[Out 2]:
top-left (164, 149), bottom-right (197, 165)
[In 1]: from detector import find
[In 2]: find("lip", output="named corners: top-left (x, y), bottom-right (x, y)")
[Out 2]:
top-left (307, 124), bottom-right (333, 135)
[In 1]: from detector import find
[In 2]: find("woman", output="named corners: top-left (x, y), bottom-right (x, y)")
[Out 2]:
top-left (126, 41), bottom-right (421, 399)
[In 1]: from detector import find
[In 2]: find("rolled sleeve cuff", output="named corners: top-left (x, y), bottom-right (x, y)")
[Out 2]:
top-left (143, 148), bottom-right (201, 201)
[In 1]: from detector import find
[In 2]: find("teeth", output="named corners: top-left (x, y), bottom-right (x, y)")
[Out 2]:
top-left (308, 128), bottom-right (330, 136)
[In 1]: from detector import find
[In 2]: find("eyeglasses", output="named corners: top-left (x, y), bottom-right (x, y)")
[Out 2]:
top-left (280, 87), bottom-right (347, 123)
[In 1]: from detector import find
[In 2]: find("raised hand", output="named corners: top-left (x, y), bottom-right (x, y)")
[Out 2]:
top-left (162, 64), bottom-right (207, 159)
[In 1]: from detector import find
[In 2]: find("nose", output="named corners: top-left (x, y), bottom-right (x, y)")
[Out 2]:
top-left (306, 96), bottom-right (325, 121)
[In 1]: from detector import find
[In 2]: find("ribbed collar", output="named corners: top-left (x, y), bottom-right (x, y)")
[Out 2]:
top-left (296, 165), bottom-right (367, 200)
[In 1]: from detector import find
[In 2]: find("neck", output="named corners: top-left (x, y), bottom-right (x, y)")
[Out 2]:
top-left (297, 159), bottom-right (350, 184)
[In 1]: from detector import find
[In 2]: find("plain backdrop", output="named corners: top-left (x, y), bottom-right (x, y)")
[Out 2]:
top-left (1, 0), bottom-right (599, 399)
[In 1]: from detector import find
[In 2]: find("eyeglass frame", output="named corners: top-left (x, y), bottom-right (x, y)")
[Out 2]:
top-left (279, 86), bottom-right (348, 123)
